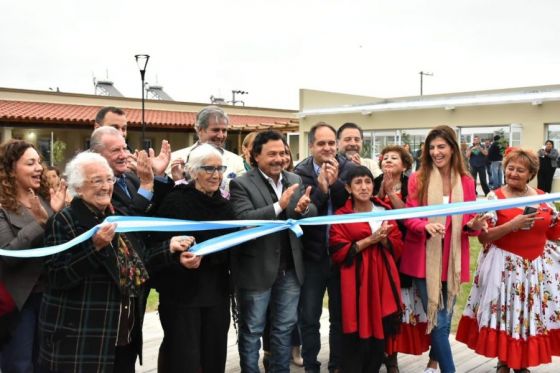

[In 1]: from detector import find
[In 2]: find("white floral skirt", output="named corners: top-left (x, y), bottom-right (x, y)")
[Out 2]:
top-left (388, 281), bottom-right (431, 355)
top-left (456, 241), bottom-right (560, 369)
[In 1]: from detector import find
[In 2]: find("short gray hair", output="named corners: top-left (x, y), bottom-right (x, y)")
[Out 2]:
top-left (90, 126), bottom-right (122, 152)
top-left (64, 152), bottom-right (113, 197)
top-left (195, 106), bottom-right (229, 131)
top-left (187, 144), bottom-right (223, 179)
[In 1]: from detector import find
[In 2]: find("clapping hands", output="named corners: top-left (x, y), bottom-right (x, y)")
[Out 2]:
top-left (149, 140), bottom-right (171, 176)
top-left (317, 159), bottom-right (339, 194)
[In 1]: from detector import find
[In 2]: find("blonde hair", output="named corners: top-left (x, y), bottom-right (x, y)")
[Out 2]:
top-left (503, 148), bottom-right (539, 182)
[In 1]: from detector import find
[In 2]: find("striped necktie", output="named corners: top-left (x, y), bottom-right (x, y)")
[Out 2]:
top-left (116, 176), bottom-right (131, 198)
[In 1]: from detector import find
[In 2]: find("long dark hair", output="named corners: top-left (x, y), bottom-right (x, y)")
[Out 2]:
top-left (416, 125), bottom-right (469, 204)
top-left (0, 140), bottom-right (49, 211)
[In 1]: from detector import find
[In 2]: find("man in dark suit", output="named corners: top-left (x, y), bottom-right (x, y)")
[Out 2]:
top-left (230, 130), bottom-right (316, 373)
top-left (293, 122), bottom-right (356, 373)
top-left (94, 106), bottom-right (128, 140)
top-left (90, 126), bottom-right (173, 216)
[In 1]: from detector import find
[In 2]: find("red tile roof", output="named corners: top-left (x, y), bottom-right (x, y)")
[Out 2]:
top-left (0, 100), bottom-right (298, 130)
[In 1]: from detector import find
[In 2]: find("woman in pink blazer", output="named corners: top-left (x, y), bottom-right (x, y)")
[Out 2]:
top-left (401, 126), bottom-right (487, 373)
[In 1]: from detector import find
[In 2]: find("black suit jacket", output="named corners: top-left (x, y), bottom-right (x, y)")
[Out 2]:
top-left (229, 169), bottom-right (317, 291)
top-left (111, 172), bottom-right (174, 216)
top-left (293, 155), bottom-right (356, 261)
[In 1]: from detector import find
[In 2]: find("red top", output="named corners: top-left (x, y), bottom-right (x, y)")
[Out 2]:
top-left (491, 188), bottom-right (560, 260)
top-left (329, 197), bottom-right (404, 340)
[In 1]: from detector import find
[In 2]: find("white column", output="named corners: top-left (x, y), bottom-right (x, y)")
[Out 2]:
top-left (1, 127), bottom-right (13, 142)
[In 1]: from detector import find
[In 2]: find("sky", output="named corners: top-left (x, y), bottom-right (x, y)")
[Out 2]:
top-left (2, 0), bottom-right (560, 110)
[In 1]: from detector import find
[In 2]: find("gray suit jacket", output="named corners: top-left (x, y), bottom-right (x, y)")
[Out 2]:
top-left (229, 168), bottom-right (317, 291)
top-left (0, 198), bottom-right (52, 309)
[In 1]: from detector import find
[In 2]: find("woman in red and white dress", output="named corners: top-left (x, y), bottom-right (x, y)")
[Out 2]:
top-left (373, 145), bottom-right (431, 372)
top-left (456, 148), bottom-right (560, 373)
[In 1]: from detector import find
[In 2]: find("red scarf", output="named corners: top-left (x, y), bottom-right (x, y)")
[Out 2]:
top-left (330, 197), bottom-right (404, 340)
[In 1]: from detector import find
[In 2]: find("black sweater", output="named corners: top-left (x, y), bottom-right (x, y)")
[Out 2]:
top-left (152, 183), bottom-right (235, 307)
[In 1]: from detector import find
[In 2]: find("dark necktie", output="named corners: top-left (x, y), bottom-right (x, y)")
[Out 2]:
top-left (317, 167), bottom-right (332, 251)
top-left (116, 176), bottom-right (131, 198)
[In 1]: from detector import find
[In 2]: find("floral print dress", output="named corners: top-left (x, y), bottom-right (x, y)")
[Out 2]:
top-left (390, 283), bottom-right (431, 354)
top-left (456, 189), bottom-right (560, 369)
top-left (378, 191), bottom-right (431, 355)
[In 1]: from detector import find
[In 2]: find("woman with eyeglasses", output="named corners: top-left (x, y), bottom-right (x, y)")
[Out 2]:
top-left (38, 152), bottom-right (187, 373)
top-left (154, 143), bottom-right (235, 373)
top-left (0, 139), bottom-right (66, 372)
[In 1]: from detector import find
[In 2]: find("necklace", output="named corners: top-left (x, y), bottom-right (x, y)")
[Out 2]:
top-left (506, 184), bottom-right (529, 197)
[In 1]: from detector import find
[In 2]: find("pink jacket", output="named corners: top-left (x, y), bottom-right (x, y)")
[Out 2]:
top-left (400, 172), bottom-right (478, 283)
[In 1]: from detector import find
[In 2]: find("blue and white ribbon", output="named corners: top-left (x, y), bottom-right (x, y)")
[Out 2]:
top-left (1, 193), bottom-right (559, 258)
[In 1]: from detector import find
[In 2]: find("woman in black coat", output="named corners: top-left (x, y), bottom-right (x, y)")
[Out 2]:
top-left (537, 140), bottom-right (559, 193)
top-left (154, 143), bottom-right (235, 373)
top-left (38, 152), bottom-right (184, 373)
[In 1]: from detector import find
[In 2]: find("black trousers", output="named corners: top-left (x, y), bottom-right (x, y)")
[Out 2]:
top-left (113, 344), bottom-right (137, 373)
top-left (470, 165), bottom-right (490, 195)
top-left (158, 302), bottom-right (230, 373)
top-left (538, 163), bottom-right (556, 193)
top-left (340, 333), bottom-right (385, 373)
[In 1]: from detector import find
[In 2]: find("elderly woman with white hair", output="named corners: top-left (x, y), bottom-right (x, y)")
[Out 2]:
top-left (153, 143), bottom-right (236, 373)
top-left (38, 152), bottom-right (193, 373)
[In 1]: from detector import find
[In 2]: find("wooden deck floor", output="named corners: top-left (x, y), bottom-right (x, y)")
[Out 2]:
top-left (136, 310), bottom-right (560, 372)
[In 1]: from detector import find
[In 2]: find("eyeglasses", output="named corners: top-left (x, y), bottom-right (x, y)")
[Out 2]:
top-left (198, 165), bottom-right (227, 175)
top-left (88, 176), bottom-right (117, 187)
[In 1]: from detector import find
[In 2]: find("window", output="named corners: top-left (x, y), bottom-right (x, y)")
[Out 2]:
top-left (362, 129), bottom-right (430, 158)
top-left (286, 133), bottom-right (300, 162)
top-left (38, 138), bottom-right (52, 165)
top-left (545, 124), bottom-right (560, 149)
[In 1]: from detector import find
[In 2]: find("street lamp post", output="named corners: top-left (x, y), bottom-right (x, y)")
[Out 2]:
top-left (419, 71), bottom-right (433, 96)
top-left (135, 54), bottom-right (150, 150)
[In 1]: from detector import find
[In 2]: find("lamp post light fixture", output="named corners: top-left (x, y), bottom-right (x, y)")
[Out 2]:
top-left (419, 71), bottom-right (433, 96)
top-left (135, 54), bottom-right (150, 150)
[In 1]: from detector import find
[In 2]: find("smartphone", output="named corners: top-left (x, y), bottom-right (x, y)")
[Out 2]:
top-left (477, 211), bottom-right (493, 219)
top-left (523, 206), bottom-right (538, 215)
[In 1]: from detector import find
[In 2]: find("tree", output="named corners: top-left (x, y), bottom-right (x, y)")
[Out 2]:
top-left (52, 140), bottom-right (67, 166)
top-left (401, 131), bottom-right (411, 146)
